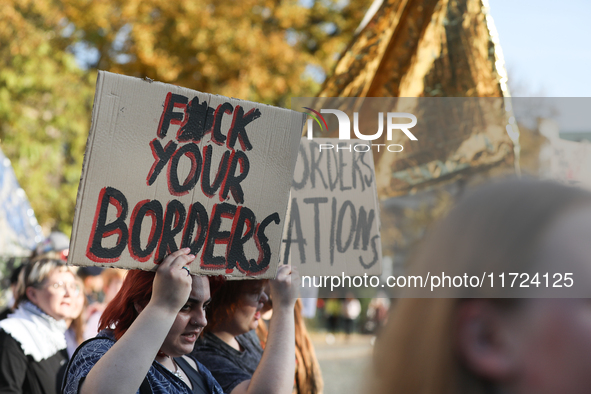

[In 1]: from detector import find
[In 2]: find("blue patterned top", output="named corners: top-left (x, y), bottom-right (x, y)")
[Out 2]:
top-left (63, 330), bottom-right (225, 394)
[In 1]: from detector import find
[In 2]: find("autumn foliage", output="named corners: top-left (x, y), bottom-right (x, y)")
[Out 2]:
top-left (0, 0), bottom-right (371, 234)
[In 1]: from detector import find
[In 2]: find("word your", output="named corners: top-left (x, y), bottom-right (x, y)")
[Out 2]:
top-left (85, 92), bottom-right (279, 275)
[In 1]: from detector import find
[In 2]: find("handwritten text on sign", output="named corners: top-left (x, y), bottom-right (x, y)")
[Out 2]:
top-left (72, 72), bottom-right (304, 278)
top-left (282, 139), bottom-right (382, 276)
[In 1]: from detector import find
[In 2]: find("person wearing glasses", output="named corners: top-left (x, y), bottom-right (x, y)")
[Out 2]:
top-left (192, 265), bottom-right (300, 394)
top-left (63, 249), bottom-right (299, 394)
top-left (0, 258), bottom-right (80, 394)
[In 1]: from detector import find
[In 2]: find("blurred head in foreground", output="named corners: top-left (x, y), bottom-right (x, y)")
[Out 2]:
top-left (374, 178), bottom-right (591, 394)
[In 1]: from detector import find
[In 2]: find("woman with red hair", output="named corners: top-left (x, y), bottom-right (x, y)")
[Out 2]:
top-left (62, 249), bottom-right (223, 394)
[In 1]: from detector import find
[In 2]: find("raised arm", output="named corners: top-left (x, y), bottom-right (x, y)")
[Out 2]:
top-left (232, 265), bottom-right (300, 394)
top-left (80, 249), bottom-right (195, 394)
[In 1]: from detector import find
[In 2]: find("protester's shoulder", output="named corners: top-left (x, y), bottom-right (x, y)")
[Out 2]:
top-left (0, 329), bottom-right (25, 356)
top-left (73, 330), bottom-right (116, 359)
top-left (235, 330), bottom-right (263, 360)
top-left (237, 330), bottom-right (261, 348)
top-left (193, 345), bottom-right (235, 365)
top-left (195, 332), bottom-right (228, 352)
top-left (85, 329), bottom-right (115, 344)
top-left (0, 328), bottom-right (14, 342)
top-left (63, 331), bottom-right (117, 394)
top-left (0, 308), bottom-right (10, 321)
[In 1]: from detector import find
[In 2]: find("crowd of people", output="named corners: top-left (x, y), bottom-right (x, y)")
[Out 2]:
top-left (318, 292), bottom-right (388, 344)
top-left (0, 242), bottom-right (305, 394)
top-left (0, 243), bottom-right (131, 393)
top-left (1, 177), bottom-right (591, 394)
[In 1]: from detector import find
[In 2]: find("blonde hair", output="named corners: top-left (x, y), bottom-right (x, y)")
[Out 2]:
top-left (373, 178), bottom-right (591, 394)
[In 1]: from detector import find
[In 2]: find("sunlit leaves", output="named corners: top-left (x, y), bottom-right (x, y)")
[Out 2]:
top-left (2, 0), bottom-right (371, 235)
top-left (0, 0), bottom-right (95, 234)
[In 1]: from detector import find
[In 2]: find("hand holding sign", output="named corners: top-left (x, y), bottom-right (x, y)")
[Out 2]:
top-left (69, 72), bottom-right (305, 279)
top-left (270, 265), bottom-right (300, 308)
top-left (150, 248), bottom-right (195, 312)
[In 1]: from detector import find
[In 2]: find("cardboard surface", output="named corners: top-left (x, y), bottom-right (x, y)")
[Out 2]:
top-left (69, 71), bottom-right (305, 278)
top-left (281, 138), bottom-right (382, 276)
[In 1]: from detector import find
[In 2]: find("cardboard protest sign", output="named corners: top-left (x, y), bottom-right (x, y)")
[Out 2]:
top-left (69, 71), bottom-right (305, 278)
top-left (281, 138), bottom-right (382, 276)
